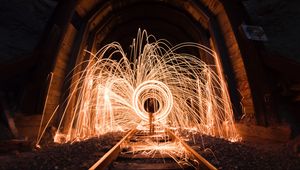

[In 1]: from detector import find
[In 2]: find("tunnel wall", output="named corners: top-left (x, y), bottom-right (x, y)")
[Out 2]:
top-left (38, 0), bottom-right (269, 133)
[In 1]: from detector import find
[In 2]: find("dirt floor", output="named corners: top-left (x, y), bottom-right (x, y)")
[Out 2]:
top-left (0, 131), bottom-right (299, 170)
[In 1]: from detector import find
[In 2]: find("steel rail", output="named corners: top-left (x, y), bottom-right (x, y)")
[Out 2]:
top-left (166, 129), bottom-right (217, 170)
top-left (89, 128), bottom-right (217, 170)
top-left (89, 129), bottom-right (136, 170)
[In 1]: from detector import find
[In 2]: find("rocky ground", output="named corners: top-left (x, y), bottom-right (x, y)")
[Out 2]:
top-left (0, 131), bottom-right (299, 170)
top-left (184, 132), bottom-right (300, 170)
top-left (0, 132), bottom-right (125, 170)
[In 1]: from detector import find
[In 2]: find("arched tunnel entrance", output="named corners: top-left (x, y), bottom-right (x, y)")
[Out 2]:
top-left (3, 0), bottom-right (300, 169)
top-left (16, 0), bottom-right (277, 141)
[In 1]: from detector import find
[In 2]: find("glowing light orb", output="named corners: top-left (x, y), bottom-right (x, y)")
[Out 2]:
top-left (132, 80), bottom-right (173, 122)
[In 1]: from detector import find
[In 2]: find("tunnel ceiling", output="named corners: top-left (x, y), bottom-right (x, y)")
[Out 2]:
top-left (65, 0), bottom-right (220, 61)
top-left (73, 0), bottom-right (215, 61)
top-left (90, 1), bottom-right (209, 53)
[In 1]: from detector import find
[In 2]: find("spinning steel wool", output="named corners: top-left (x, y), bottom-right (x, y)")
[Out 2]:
top-left (38, 30), bottom-right (239, 144)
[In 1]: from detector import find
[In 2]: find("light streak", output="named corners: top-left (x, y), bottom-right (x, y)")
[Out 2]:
top-left (133, 80), bottom-right (173, 122)
top-left (48, 29), bottom-right (239, 143)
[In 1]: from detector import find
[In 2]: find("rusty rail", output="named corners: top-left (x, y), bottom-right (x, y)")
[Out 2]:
top-left (89, 129), bottom-right (136, 170)
top-left (167, 129), bottom-right (217, 170)
top-left (89, 128), bottom-right (217, 170)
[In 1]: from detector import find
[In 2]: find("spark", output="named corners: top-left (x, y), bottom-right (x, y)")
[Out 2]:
top-left (122, 140), bottom-right (195, 168)
top-left (46, 29), bottom-right (239, 143)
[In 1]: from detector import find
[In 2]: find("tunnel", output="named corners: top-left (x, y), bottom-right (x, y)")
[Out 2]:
top-left (1, 0), bottom-right (300, 169)
top-left (32, 0), bottom-right (258, 131)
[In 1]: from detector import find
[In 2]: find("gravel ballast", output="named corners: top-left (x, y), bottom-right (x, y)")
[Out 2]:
top-left (0, 131), bottom-right (299, 170)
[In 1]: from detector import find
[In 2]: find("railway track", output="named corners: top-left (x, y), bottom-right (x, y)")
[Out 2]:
top-left (89, 128), bottom-right (217, 170)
